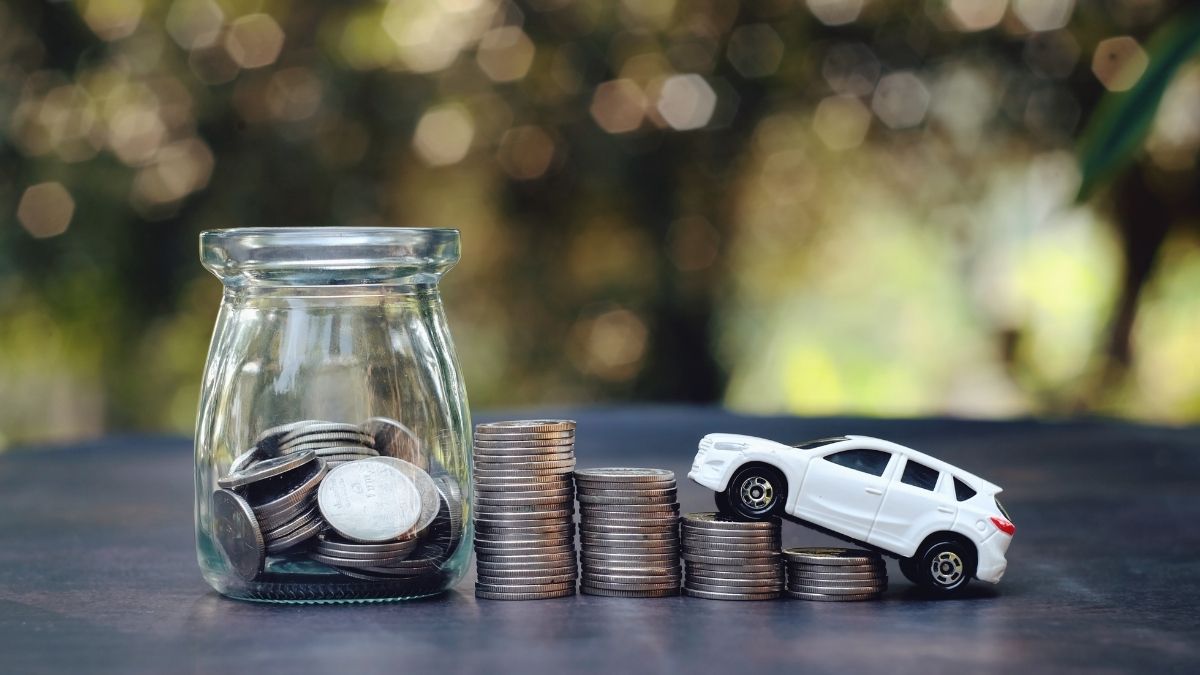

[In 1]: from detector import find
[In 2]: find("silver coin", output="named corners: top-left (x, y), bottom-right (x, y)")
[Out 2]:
top-left (683, 552), bottom-right (781, 565)
top-left (475, 419), bottom-right (575, 433)
top-left (474, 542), bottom-right (575, 554)
top-left (310, 550), bottom-right (412, 569)
top-left (250, 461), bottom-right (328, 517)
top-left (475, 552), bottom-right (577, 564)
top-left (576, 484), bottom-right (677, 494)
top-left (578, 495), bottom-right (677, 507)
top-left (317, 459), bottom-right (423, 542)
top-left (475, 467), bottom-right (574, 478)
top-left (314, 538), bottom-right (418, 559)
top-left (580, 586), bottom-right (679, 598)
top-left (580, 523), bottom-right (678, 534)
top-left (265, 515), bottom-right (323, 554)
top-left (473, 429), bottom-right (575, 441)
top-left (683, 587), bottom-right (780, 601)
top-left (475, 588), bottom-right (576, 600)
top-left (475, 486), bottom-right (575, 499)
top-left (371, 457), bottom-right (441, 532)
top-left (212, 489), bottom-right (265, 581)
top-left (786, 561), bottom-right (885, 572)
top-left (363, 417), bottom-right (424, 467)
top-left (681, 531), bottom-right (781, 545)
top-left (686, 570), bottom-right (783, 582)
top-left (581, 554), bottom-right (680, 566)
top-left (580, 503), bottom-right (680, 514)
top-left (683, 540), bottom-right (778, 552)
top-left (476, 560), bottom-right (578, 573)
top-left (580, 527), bottom-right (678, 538)
top-left (580, 580), bottom-right (680, 593)
top-left (574, 467), bottom-right (674, 482)
top-left (281, 443), bottom-right (378, 457)
top-left (280, 431), bottom-right (375, 451)
top-left (475, 512), bottom-right (574, 524)
top-left (253, 420), bottom-right (322, 454)
top-left (583, 571), bottom-right (682, 584)
top-left (475, 454), bottom-right (577, 466)
top-left (261, 503), bottom-right (320, 541)
top-left (787, 576), bottom-right (892, 590)
top-left (790, 570), bottom-right (887, 582)
top-left (316, 533), bottom-right (419, 552)
top-left (477, 572), bottom-right (578, 585)
top-left (785, 589), bottom-right (882, 601)
top-left (474, 438), bottom-right (576, 449)
top-left (218, 451), bottom-right (318, 489)
top-left (582, 568), bottom-right (682, 579)
top-left (782, 547), bottom-right (882, 565)
top-left (581, 533), bottom-right (679, 545)
top-left (476, 520), bottom-right (575, 533)
top-left (255, 496), bottom-right (316, 531)
top-left (582, 516), bottom-right (680, 527)
top-left (685, 576), bottom-right (785, 590)
top-left (688, 562), bottom-right (782, 574)
top-left (682, 512), bottom-right (781, 530)
top-left (474, 473), bottom-right (574, 485)
top-left (280, 422), bottom-right (364, 443)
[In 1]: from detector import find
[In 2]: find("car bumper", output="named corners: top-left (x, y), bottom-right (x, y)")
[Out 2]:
top-left (688, 463), bottom-right (725, 492)
top-left (975, 531), bottom-right (1012, 584)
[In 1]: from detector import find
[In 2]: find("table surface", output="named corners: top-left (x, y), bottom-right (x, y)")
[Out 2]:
top-left (2, 407), bottom-right (1198, 674)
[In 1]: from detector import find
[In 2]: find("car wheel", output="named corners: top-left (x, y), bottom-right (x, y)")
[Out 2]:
top-left (914, 538), bottom-right (975, 594)
top-left (723, 464), bottom-right (787, 521)
top-left (898, 556), bottom-right (923, 585)
top-left (713, 489), bottom-right (734, 516)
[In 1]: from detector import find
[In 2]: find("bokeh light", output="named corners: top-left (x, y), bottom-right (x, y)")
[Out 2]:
top-left (17, 183), bottom-right (75, 239)
top-left (413, 104), bottom-right (475, 166)
top-left (1092, 36), bottom-right (1149, 92)
top-left (656, 74), bottom-right (717, 131)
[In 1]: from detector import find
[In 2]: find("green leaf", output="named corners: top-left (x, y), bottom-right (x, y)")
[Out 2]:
top-left (1075, 8), bottom-right (1200, 202)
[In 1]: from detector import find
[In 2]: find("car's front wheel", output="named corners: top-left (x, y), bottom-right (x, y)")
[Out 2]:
top-left (718, 464), bottom-right (787, 521)
top-left (908, 537), bottom-right (975, 594)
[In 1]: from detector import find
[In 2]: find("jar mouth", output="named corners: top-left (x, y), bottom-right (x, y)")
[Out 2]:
top-left (200, 227), bottom-right (460, 288)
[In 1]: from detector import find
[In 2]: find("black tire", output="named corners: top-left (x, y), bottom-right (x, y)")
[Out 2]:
top-left (913, 538), bottom-right (976, 594)
top-left (713, 489), bottom-right (734, 516)
top-left (721, 464), bottom-right (787, 521)
top-left (898, 556), bottom-right (923, 585)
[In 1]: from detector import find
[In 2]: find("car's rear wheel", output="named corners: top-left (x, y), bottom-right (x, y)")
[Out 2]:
top-left (912, 538), bottom-right (975, 594)
top-left (898, 556), bottom-right (923, 585)
top-left (719, 464), bottom-right (787, 521)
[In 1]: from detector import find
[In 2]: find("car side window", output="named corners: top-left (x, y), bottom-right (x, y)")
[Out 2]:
top-left (900, 459), bottom-right (939, 491)
top-left (953, 477), bottom-right (977, 501)
top-left (824, 449), bottom-right (891, 477)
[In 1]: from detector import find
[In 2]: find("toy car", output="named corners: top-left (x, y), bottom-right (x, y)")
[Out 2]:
top-left (688, 434), bottom-right (1014, 594)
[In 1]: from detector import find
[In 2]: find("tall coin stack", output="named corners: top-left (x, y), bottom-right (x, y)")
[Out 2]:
top-left (473, 420), bottom-right (578, 600)
top-left (783, 547), bottom-right (888, 601)
top-left (575, 468), bottom-right (681, 598)
top-left (680, 513), bottom-right (784, 600)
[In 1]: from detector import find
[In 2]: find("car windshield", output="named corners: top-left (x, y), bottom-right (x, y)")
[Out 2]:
top-left (792, 436), bottom-right (849, 450)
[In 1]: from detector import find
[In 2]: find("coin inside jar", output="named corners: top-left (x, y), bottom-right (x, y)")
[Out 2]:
top-left (317, 459), bottom-right (424, 542)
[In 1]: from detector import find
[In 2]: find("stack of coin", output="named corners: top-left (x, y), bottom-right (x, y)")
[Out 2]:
top-left (214, 450), bottom-right (329, 580)
top-left (576, 468), bottom-right (681, 598)
top-left (680, 512), bottom-right (783, 600)
top-left (783, 547), bottom-right (888, 601)
top-left (473, 420), bottom-right (578, 600)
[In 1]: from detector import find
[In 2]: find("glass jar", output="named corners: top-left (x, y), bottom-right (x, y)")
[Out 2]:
top-left (194, 227), bottom-right (472, 603)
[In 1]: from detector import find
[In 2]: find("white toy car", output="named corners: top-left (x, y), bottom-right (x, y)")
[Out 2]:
top-left (689, 434), bottom-right (1014, 594)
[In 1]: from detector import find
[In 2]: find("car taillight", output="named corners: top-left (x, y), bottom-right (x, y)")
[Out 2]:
top-left (990, 516), bottom-right (1015, 536)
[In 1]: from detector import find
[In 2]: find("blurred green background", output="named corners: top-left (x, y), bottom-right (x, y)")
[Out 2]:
top-left (2, 0), bottom-right (1199, 449)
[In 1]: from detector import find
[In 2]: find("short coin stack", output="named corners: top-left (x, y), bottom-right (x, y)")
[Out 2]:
top-left (576, 468), bottom-right (681, 598)
top-left (783, 547), bottom-right (888, 601)
top-left (681, 512), bottom-right (784, 600)
top-left (473, 420), bottom-right (578, 600)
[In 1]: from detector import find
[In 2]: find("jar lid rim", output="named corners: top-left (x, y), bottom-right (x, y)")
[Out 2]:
top-left (200, 227), bottom-right (461, 287)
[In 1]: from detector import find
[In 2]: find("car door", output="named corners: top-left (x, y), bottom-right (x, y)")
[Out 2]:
top-left (868, 456), bottom-right (956, 556)
top-left (793, 448), bottom-right (895, 540)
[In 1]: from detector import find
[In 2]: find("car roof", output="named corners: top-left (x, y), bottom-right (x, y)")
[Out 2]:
top-left (837, 435), bottom-right (1002, 495)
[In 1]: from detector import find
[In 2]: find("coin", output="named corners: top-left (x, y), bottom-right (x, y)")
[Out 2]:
top-left (474, 588), bottom-right (576, 600)
top-left (255, 497), bottom-right (316, 531)
top-left (249, 460), bottom-right (328, 517)
top-left (264, 517), bottom-right (324, 554)
top-left (317, 460), bottom-right (423, 542)
top-left (280, 422), bottom-right (364, 442)
top-left (682, 552), bottom-right (781, 565)
top-left (474, 438), bottom-right (576, 449)
top-left (580, 586), bottom-right (679, 598)
top-left (583, 516), bottom-right (679, 527)
top-left (686, 569), bottom-right (783, 581)
top-left (363, 417), bottom-right (424, 467)
top-left (579, 529), bottom-right (678, 541)
top-left (212, 489), bottom-right (265, 581)
top-left (474, 474), bottom-right (573, 486)
top-left (683, 588), bottom-right (780, 601)
top-left (784, 590), bottom-right (881, 602)
top-left (261, 503), bottom-right (320, 541)
top-left (682, 512), bottom-right (780, 529)
top-left (281, 443), bottom-right (378, 458)
top-left (474, 543), bottom-right (576, 556)
top-left (687, 561), bottom-right (781, 573)
top-left (475, 451), bottom-right (577, 463)
top-left (789, 570), bottom-right (886, 582)
top-left (685, 578), bottom-right (783, 592)
top-left (316, 533), bottom-right (418, 553)
top-left (476, 419), bottom-right (576, 433)
top-left (681, 540), bottom-right (778, 553)
top-left (580, 504), bottom-right (680, 514)
top-left (253, 420), bottom-right (320, 454)
top-left (368, 457), bottom-right (442, 533)
top-left (474, 430), bottom-right (574, 441)
top-left (475, 551), bottom-right (577, 563)
top-left (782, 547), bottom-right (882, 565)
top-left (280, 432), bottom-right (375, 452)
top-left (574, 468), bottom-right (674, 482)
top-left (477, 573), bottom-right (578, 585)
top-left (475, 485), bottom-right (574, 497)
top-left (218, 451), bottom-right (318, 489)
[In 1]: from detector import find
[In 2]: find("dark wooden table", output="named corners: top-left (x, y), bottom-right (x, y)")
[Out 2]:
top-left (2, 408), bottom-right (1198, 673)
